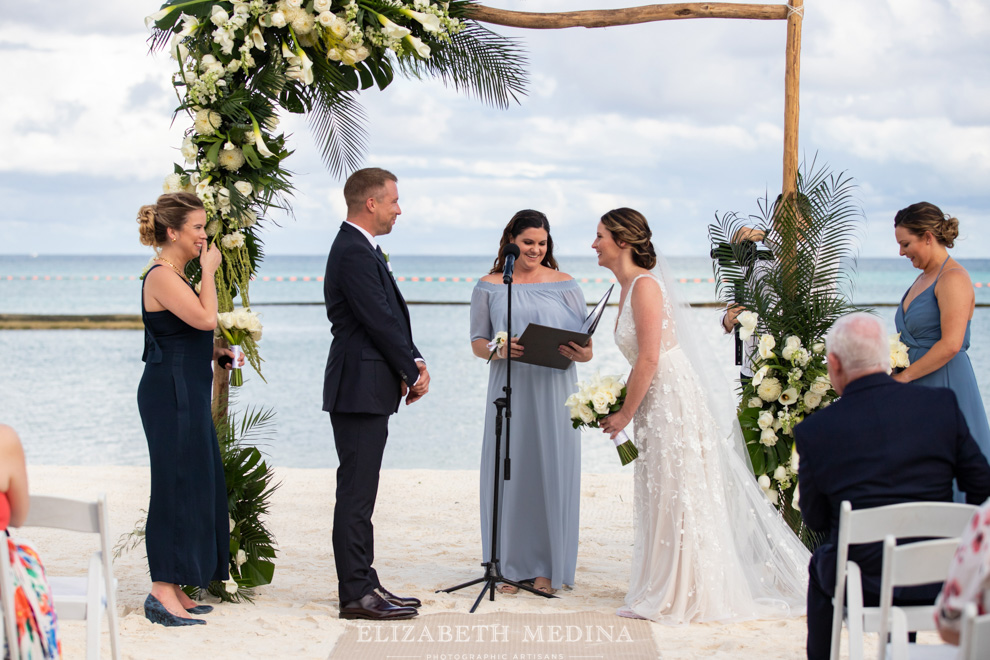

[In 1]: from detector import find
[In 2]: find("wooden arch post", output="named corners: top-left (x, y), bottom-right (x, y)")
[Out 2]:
top-left (469, 1), bottom-right (805, 201)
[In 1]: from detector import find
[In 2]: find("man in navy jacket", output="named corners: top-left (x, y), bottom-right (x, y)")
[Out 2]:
top-left (795, 312), bottom-right (990, 659)
top-left (323, 168), bottom-right (429, 620)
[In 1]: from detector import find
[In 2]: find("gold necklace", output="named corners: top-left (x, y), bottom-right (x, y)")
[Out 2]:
top-left (154, 256), bottom-right (190, 283)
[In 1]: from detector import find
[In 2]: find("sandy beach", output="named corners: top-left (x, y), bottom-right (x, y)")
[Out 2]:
top-left (20, 466), bottom-right (941, 659)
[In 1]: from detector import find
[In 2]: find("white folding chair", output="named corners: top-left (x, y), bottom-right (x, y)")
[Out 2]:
top-left (21, 494), bottom-right (120, 660)
top-left (879, 536), bottom-right (960, 660)
top-left (829, 500), bottom-right (978, 660)
top-left (1, 534), bottom-right (19, 659)
top-left (959, 601), bottom-right (990, 659)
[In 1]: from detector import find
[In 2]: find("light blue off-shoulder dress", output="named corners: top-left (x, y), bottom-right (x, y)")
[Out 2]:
top-left (895, 259), bottom-right (990, 471)
top-left (470, 279), bottom-right (586, 590)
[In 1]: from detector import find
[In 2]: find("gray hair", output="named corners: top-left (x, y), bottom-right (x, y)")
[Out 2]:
top-left (826, 312), bottom-right (888, 372)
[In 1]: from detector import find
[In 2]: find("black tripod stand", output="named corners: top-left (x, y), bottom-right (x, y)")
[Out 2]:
top-left (437, 249), bottom-right (556, 612)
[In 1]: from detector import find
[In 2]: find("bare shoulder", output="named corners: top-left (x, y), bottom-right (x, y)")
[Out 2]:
top-left (480, 273), bottom-right (502, 284)
top-left (0, 425), bottom-right (23, 455)
top-left (548, 268), bottom-right (573, 282)
top-left (630, 274), bottom-right (662, 312)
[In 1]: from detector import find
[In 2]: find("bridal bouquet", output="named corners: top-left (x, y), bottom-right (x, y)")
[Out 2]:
top-left (566, 374), bottom-right (638, 466)
top-left (889, 332), bottom-right (910, 373)
top-left (217, 307), bottom-right (263, 386)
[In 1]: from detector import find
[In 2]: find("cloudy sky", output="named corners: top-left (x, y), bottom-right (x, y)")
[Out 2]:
top-left (1, 0), bottom-right (988, 258)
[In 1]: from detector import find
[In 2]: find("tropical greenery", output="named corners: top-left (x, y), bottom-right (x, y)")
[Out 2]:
top-left (114, 404), bottom-right (279, 602)
top-left (708, 159), bottom-right (863, 546)
top-left (146, 0), bottom-right (528, 360)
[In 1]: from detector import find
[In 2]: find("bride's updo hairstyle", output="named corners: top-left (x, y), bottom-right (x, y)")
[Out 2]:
top-left (600, 208), bottom-right (657, 270)
top-left (489, 209), bottom-right (559, 274)
top-left (894, 202), bottom-right (960, 249)
top-left (137, 192), bottom-right (204, 247)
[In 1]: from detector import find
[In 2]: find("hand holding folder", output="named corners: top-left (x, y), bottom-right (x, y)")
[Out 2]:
top-left (514, 285), bottom-right (613, 370)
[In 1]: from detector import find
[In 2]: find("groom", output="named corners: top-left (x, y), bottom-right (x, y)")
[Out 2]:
top-left (323, 167), bottom-right (430, 620)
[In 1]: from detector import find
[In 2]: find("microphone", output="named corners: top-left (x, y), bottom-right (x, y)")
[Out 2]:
top-left (502, 244), bottom-right (520, 284)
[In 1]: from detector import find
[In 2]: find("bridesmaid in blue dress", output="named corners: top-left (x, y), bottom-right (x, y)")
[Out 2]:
top-left (469, 210), bottom-right (593, 595)
top-left (893, 202), bottom-right (990, 473)
top-left (136, 193), bottom-right (238, 626)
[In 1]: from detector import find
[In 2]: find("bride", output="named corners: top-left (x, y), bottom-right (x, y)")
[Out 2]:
top-left (594, 208), bottom-right (810, 624)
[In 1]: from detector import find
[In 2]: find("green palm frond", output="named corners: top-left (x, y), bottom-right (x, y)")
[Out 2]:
top-left (400, 20), bottom-right (529, 109)
top-left (304, 56), bottom-right (369, 179)
top-left (709, 157), bottom-right (865, 347)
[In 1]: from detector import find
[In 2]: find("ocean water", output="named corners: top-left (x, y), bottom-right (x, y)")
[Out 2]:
top-left (2, 254), bottom-right (989, 470)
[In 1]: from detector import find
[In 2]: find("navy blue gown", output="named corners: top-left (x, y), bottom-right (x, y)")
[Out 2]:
top-left (137, 265), bottom-right (229, 587)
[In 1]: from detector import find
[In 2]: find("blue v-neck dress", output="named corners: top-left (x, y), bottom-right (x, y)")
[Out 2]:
top-left (895, 261), bottom-right (990, 466)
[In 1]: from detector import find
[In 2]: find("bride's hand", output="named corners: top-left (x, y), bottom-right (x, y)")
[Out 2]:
top-left (601, 409), bottom-right (631, 439)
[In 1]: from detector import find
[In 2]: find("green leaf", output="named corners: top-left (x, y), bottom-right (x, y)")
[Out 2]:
top-left (748, 441), bottom-right (766, 475)
top-left (205, 139), bottom-right (222, 165)
top-left (354, 62), bottom-right (374, 90)
top-left (242, 143), bottom-right (262, 169)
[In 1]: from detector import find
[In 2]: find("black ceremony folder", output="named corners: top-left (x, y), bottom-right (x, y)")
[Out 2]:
top-left (515, 285), bottom-right (614, 370)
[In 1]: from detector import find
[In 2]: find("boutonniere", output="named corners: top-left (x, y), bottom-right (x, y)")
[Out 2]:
top-left (382, 251), bottom-right (393, 273)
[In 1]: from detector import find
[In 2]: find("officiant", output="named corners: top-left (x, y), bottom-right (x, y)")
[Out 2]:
top-left (469, 210), bottom-right (592, 596)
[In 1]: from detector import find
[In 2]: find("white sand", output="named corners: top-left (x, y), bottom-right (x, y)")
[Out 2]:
top-left (20, 466), bottom-right (940, 659)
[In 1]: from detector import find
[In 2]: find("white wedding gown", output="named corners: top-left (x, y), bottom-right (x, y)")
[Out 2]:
top-left (615, 272), bottom-right (810, 624)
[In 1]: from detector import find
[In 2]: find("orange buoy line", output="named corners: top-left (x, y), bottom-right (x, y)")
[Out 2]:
top-left (4, 275), bottom-right (990, 289)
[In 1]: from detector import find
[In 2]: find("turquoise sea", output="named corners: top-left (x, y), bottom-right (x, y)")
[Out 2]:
top-left (2, 254), bottom-right (989, 471)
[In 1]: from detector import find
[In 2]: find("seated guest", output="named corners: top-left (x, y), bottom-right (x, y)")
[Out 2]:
top-left (2, 425), bottom-right (61, 659)
top-left (934, 498), bottom-right (990, 645)
top-left (794, 313), bottom-right (990, 660)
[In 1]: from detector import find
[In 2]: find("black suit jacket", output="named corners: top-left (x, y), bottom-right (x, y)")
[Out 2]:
top-left (795, 372), bottom-right (990, 594)
top-left (323, 222), bottom-right (422, 416)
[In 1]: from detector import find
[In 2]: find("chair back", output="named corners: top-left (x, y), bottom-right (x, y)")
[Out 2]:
top-left (0, 534), bottom-right (17, 660)
top-left (829, 500), bottom-right (978, 660)
top-left (876, 535), bottom-right (960, 657)
top-left (960, 602), bottom-right (990, 659)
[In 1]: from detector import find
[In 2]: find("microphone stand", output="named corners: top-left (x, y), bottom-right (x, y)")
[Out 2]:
top-left (437, 257), bottom-right (555, 611)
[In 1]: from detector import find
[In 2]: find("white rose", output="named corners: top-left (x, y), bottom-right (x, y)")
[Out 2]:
top-left (314, 0), bottom-right (332, 11)
top-left (781, 345), bottom-right (796, 361)
top-left (748, 397), bottom-right (763, 409)
top-left (758, 410), bottom-right (774, 430)
top-left (803, 391), bottom-right (822, 410)
top-left (233, 180), bottom-right (253, 198)
top-left (221, 232), bottom-right (245, 249)
top-left (270, 10), bottom-right (286, 28)
top-left (577, 405), bottom-right (596, 425)
top-left (217, 187), bottom-right (231, 212)
top-left (812, 342), bottom-right (825, 354)
top-left (778, 387), bottom-right (798, 406)
top-left (318, 11), bottom-right (335, 27)
top-left (591, 391), bottom-right (612, 416)
top-left (181, 135), bottom-right (198, 163)
top-left (760, 428), bottom-right (778, 446)
top-left (785, 335), bottom-right (802, 351)
top-left (217, 312), bottom-right (234, 329)
top-left (758, 474), bottom-right (771, 490)
top-left (163, 173), bottom-right (184, 193)
top-left (810, 376), bottom-right (830, 395)
top-left (773, 465), bottom-right (789, 482)
top-left (285, 0), bottom-right (304, 8)
top-left (751, 365), bottom-right (769, 387)
top-left (758, 334), bottom-right (776, 351)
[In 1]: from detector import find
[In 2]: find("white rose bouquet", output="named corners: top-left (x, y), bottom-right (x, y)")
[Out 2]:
top-left (736, 316), bottom-right (837, 511)
top-left (889, 332), bottom-right (910, 373)
top-left (566, 374), bottom-right (638, 466)
top-left (217, 307), bottom-right (263, 386)
top-left (486, 331), bottom-right (508, 364)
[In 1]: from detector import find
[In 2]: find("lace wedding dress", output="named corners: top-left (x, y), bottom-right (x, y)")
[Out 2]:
top-left (615, 271), bottom-right (810, 624)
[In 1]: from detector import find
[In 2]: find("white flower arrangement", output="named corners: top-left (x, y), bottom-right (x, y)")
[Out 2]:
top-left (566, 374), bottom-right (638, 466)
top-left (485, 331), bottom-right (508, 363)
top-left (737, 318), bottom-right (838, 514)
top-left (217, 307), bottom-right (263, 386)
top-left (889, 332), bottom-right (910, 373)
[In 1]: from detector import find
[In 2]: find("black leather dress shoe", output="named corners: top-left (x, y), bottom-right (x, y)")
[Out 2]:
top-left (376, 586), bottom-right (422, 609)
top-left (339, 592), bottom-right (418, 620)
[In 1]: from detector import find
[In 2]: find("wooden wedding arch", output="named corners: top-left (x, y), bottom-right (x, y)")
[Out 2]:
top-left (467, 1), bottom-right (805, 201)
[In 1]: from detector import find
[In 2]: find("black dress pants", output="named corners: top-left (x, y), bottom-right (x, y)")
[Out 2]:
top-left (330, 412), bottom-right (389, 604)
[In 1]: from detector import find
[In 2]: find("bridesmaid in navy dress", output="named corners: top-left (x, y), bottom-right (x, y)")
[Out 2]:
top-left (893, 202), bottom-right (990, 476)
top-left (136, 193), bottom-right (238, 626)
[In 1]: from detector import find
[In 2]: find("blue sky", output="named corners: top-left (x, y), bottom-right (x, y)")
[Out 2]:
top-left (1, 0), bottom-right (988, 258)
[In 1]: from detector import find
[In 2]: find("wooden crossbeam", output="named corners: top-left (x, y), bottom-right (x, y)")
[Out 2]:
top-left (467, 3), bottom-right (789, 30)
